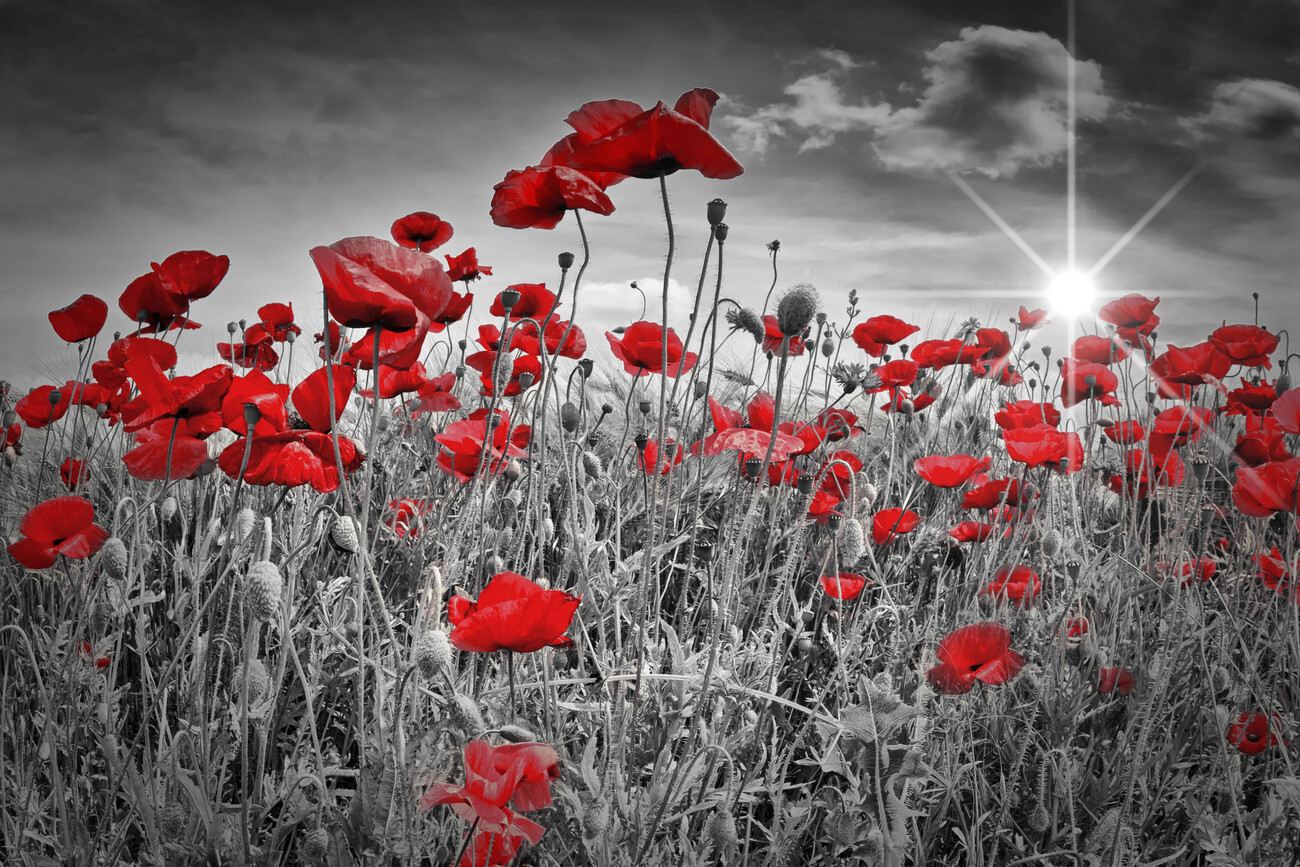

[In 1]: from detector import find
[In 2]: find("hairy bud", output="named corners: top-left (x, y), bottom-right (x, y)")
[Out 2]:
top-left (775, 283), bottom-right (819, 338)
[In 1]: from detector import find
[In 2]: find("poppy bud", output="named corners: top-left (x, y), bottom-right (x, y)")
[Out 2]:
top-left (2, 410), bottom-right (16, 427)
top-left (243, 402), bottom-right (261, 429)
top-left (775, 283), bottom-right (819, 338)
top-left (897, 398), bottom-right (915, 415)
top-left (560, 402), bottom-right (580, 432)
top-left (694, 380), bottom-right (707, 400)
top-left (601, 403), bottom-right (613, 416)
top-left (635, 433), bottom-right (648, 452)
top-left (714, 223), bottom-right (729, 242)
top-left (227, 321), bottom-right (238, 334)
top-left (1028, 378), bottom-right (1038, 390)
top-left (796, 636), bottom-right (813, 655)
top-left (1191, 454), bottom-right (1211, 482)
top-left (499, 288), bottom-right (521, 310)
top-left (797, 472), bottom-right (815, 495)
top-left (558, 251), bottom-right (575, 270)
top-left (638, 399), bottom-right (652, 415)
top-left (504, 459), bottom-right (522, 482)
top-left (136, 308), bottom-right (150, 324)
top-left (1085, 375), bottom-right (1097, 388)
top-left (586, 433), bottom-right (599, 447)
top-left (578, 358), bottom-right (594, 378)
top-left (3, 445), bottom-right (15, 467)
top-left (285, 331), bottom-right (296, 344)
top-left (1066, 560), bottom-right (1081, 580)
top-left (1041, 346), bottom-right (1051, 358)
top-left (707, 198), bottom-right (728, 226)
top-left (821, 339), bottom-right (834, 358)
top-left (453, 364), bottom-right (466, 379)
top-left (695, 539), bottom-right (715, 563)
top-left (581, 451), bottom-right (604, 478)
top-left (516, 371), bottom-right (536, 390)
top-left (413, 629), bottom-right (453, 679)
top-left (458, 339), bottom-right (467, 351)
top-left (48, 389), bottom-right (63, 406)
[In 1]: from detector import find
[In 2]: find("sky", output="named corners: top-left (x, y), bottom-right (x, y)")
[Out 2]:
top-left (1, 0), bottom-right (1298, 389)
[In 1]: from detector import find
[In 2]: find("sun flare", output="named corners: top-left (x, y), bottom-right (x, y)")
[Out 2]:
top-left (1046, 269), bottom-right (1096, 316)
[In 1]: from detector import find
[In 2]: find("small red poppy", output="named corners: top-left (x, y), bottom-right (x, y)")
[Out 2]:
top-left (606, 321), bottom-right (698, 378)
top-left (820, 572), bottom-right (870, 600)
top-left (445, 248), bottom-right (492, 284)
top-left (914, 454), bottom-right (991, 488)
top-left (948, 520), bottom-right (998, 543)
top-left (1097, 666), bottom-right (1136, 696)
top-left (490, 165), bottom-right (616, 230)
top-left (1014, 306), bottom-right (1049, 331)
top-left (435, 409), bottom-right (531, 482)
top-left (851, 315), bottom-right (919, 357)
top-left (980, 565), bottom-right (1041, 607)
top-left (489, 284), bottom-right (557, 320)
top-left (994, 400), bottom-right (1061, 431)
top-left (872, 507), bottom-right (921, 546)
top-left (925, 622), bottom-right (1025, 695)
top-left (1226, 711), bottom-right (1283, 755)
top-left (391, 211), bottom-right (454, 252)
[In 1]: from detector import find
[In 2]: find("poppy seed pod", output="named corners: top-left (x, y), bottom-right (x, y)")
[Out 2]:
top-left (558, 251), bottom-right (575, 270)
top-left (634, 432), bottom-right (649, 452)
top-left (578, 358), bottom-right (594, 378)
top-left (797, 472), bottom-right (815, 495)
top-left (821, 339), bottom-right (834, 358)
top-left (560, 402), bottom-right (580, 432)
top-left (695, 539), bottom-right (715, 563)
top-left (743, 457), bottom-right (762, 480)
top-left (48, 389), bottom-right (63, 406)
top-left (775, 284), bottom-right (819, 338)
top-left (454, 365), bottom-right (466, 378)
top-left (516, 371), bottom-right (536, 390)
top-left (694, 380), bottom-right (708, 399)
top-left (638, 399), bottom-right (652, 415)
top-left (1276, 365), bottom-right (1290, 393)
top-left (600, 403), bottom-right (613, 416)
top-left (714, 222), bottom-right (729, 242)
top-left (227, 321), bottom-right (238, 334)
top-left (826, 513), bottom-right (842, 531)
top-left (498, 288), bottom-right (521, 310)
top-left (243, 402), bottom-right (261, 429)
top-left (707, 198), bottom-right (728, 226)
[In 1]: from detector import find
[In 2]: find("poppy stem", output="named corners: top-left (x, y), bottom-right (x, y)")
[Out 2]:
top-left (506, 651), bottom-right (516, 721)
top-left (450, 817), bottom-right (480, 867)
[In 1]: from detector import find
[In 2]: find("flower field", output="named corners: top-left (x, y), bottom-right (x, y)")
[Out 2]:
top-left (2, 87), bottom-right (1299, 866)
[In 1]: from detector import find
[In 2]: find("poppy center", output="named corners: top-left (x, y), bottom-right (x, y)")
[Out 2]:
top-left (969, 663), bottom-right (982, 672)
top-left (1247, 732), bottom-right (1260, 742)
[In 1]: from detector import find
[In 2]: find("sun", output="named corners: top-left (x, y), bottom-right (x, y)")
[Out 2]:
top-left (1046, 269), bottom-right (1096, 316)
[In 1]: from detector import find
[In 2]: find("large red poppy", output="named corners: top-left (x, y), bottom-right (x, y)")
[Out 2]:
top-left (391, 211), bottom-right (453, 252)
top-left (867, 359), bottom-right (920, 392)
top-left (122, 418), bottom-right (212, 482)
top-left (510, 318), bottom-right (586, 359)
top-left (560, 88), bottom-right (743, 180)
top-left (7, 496), bottom-right (109, 570)
top-left (14, 385), bottom-right (72, 429)
top-left (914, 454), bottom-right (991, 488)
top-left (49, 294), bottom-right (108, 343)
top-left (1098, 293), bottom-right (1159, 350)
top-left (606, 321), bottom-right (697, 378)
top-left (435, 408), bottom-right (531, 482)
top-left (1232, 456), bottom-right (1300, 516)
top-left (925, 622), bottom-right (1025, 695)
top-left (447, 571), bottom-right (581, 654)
top-left (1004, 424), bottom-right (1080, 470)
top-left (851, 315), bottom-right (920, 357)
top-left (309, 236), bottom-right (453, 334)
top-left (92, 336), bottom-right (178, 390)
top-left (1209, 324), bottom-right (1278, 368)
top-left (490, 165), bottom-right (616, 230)
top-left (1233, 417), bottom-right (1292, 466)
top-left (119, 358), bottom-right (232, 434)
top-left (1150, 342), bottom-right (1233, 399)
top-left (1060, 360), bottom-right (1121, 408)
top-left (119, 250), bottom-right (229, 333)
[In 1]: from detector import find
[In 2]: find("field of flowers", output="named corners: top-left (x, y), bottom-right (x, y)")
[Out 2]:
top-left (2, 87), bottom-right (1298, 866)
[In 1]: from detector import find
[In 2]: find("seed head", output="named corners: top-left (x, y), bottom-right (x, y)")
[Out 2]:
top-left (837, 518), bottom-right (866, 565)
top-left (413, 629), bottom-right (453, 679)
top-left (705, 807), bottom-right (739, 855)
top-left (100, 536), bottom-right (129, 581)
top-left (560, 402), bottom-right (581, 432)
top-left (557, 251), bottom-right (575, 270)
top-left (775, 284), bottom-right (819, 337)
top-left (244, 561), bottom-right (283, 623)
top-left (725, 306), bottom-right (765, 344)
top-left (329, 514), bottom-right (361, 554)
top-left (706, 198), bottom-right (728, 226)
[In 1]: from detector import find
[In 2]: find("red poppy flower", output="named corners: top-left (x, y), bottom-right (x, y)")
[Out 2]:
top-left (491, 165), bottom-right (617, 230)
top-left (1150, 342), bottom-right (1233, 399)
top-left (1232, 456), bottom-right (1300, 516)
top-left (925, 622), bottom-right (1025, 695)
top-left (980, 565), bottom-right (1041, 607)
top-left (49, 294), bottom-right (109, 343)
top-left (1070, 334), bottom-right (1128, 365)
top-left (418, 739), bottom-right (547, 844)
top-left (60, 457), bottom-right (84, 490)
top-left (386, 498), bottom-right (435, 539)
top-left (760, 315), bottom-right (806, 356)
top-left (490, 284), bottom-right (557, 321)
top-left (431, 290), bottom-right (475, 332)
top-left (1274, 388), bottom-right (1300, 435)
top-left (510, 318), bottom-right (586, 359)
top-left (1226, 711), bottom-right (1283, 755)
top-left (697, 427), bottom-right (805, 464)
top-left (447, 571), bottom-right (580, 654)
top-left (221, 370), bottom-right (289, 436)
top-left (408, 372), bottom-right (461, 415)
top-left (1004, 424), bottom-right (1072, 469)
top-left (14, 385), bottom-right (72, 429)
top-left (1150, 406), bottom-right (1215, 452)
top-left (255, 302), bottom-right (300, 342)
top-left (391, 211), bottom-right (454, 253)
top-left (1158, 558), bottom-right (1217, 585)
top-left (1255, 546), bottom-right (1300, 603)
top-left (639, 438), bottom-right (684, 475)
top-left (310, 236), bottom-right (453, 334)
top-left (807, 490), bottom-right (843, 524)
top-left (867, 359), bottom-right (920, 392)
top-left (1210, 324), bottom-right (1279, 368)
top-left (119, 251), bottom-right (229, 333)
top-left (358, 362), bottom-right (433, 401)
top-left (218, 338), bottom-right (279, 372)
top-left (466, 351), bottom-right (543, 398)
top-left (1060, 359), bottom-right (1121, 408)
top-left (973, 328), bottom-right (1012, 366)
top-left (914, 454), bottom-right (991, 488)
top-left (1234, 417), bottom-right (1293, 466)
top-left (7, 496), bottom-right (109, 570)
top-left (1224, 381), bottom-right (1278, 418)
top-left (435, 408), bottom-right (531, 482)
top-left (910, 339), bottom-right (990, 369)
top-left (1014, 306), bottom-right (1049, 331)
top-left (949, 520), bottom-right (998, 543)
top-left (962, 477), bottom-right (1032, 511)
top-left (92, 336), bottom-right (178, 390)
top-left (820, 572), bottom-right (870, 601)
top-left (1105, 421), bottom-right (1146, 445)
top-left (872, 507), bottom-right (921, 546)
top-left (1098, 293), bottom-right (1160, 350)
top-left (540, 133), bottom-right (626, 189)
top-left (122, 418), bottom-right (212, 482)
top-left (816, 408), bottom-right (861, 440)
top-left (1066, 617), bottom-right (1089, 638)
top-left (561, 88), bottom-right (744, 180)
top-left (119, 358), bottom-right (232, 434)
top-left (1121, 447), bottom-right (1186, 491)
top-left (994, 400), bottom-right (1061, 431)
top-left (488, 742), bottom-right (561, 813)
top-left (292, 364), bottom-right (356, 433)
top-left (1098, 666), bottom-right (1136, 696)
top-left (606, 321), bottom-right (698, 378)
top-left (445, 248), bottom-right (492, 284)
top-left (850, 315), bottom-right (921, 358)
top-left (878, 385), bottom-right (939, 414)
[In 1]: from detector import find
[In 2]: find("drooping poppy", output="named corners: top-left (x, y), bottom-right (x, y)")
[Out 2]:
top-left (872, 507), bottom-right (921, 546)
top-left (489, 284), bottom-right (557, 320)
top-left (851, 315), bottom-right (921, 358)
top-left (386, 498), bottom-right (435, 539)
top-left (925, 621), bottom-right (1025, 694)
top-left (122, 418), bottom-right (212, 482)
top-left (1060, 359), bottom-right (1121, 408)
top-left (49, 294), bottom-right (109, 343)
top-left (560, 87), bottom-right (744, 181)
top-left (447, 571), bottom-right (581, 654)
top-left (606, 321), bottom-right (698, 378)
top-left (408, 372), bottom-right (461, 415)
top-left (914, 454), bottom-right (991, 488)
top-left (490, 165), bottom-right (616, 230)
top-left (962, 477), bottom-right (1032, 511)
top-left (1231, 456), bottom-right (1300, 516)
top-left (60, 457), bottom-right (84, 490)
top-left (980, 565), bottom-right (1041, 607)
top-left (1226, 711), bottom-right (1284, 755)
top-left (391, 211), bottom-right (453, 253)
top-left (7, 496), bottom-right (109, 570)
top-left (638, 438), bottom-right (684, 475)
top-left (1149, 342), bottom-right (1233, 399)
top-left (435, 408), bottom-right (531, 482)
top-left (994, 400), bottom-right (1061, 431)
top-left (489, 742), bottom-right (562, 813)
top-left (820, 572), bottom-right (870, 601)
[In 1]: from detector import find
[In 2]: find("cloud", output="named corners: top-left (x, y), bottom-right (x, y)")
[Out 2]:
top-left (873, 26), bottom-right (1111, 177)
top-left (719, 52), bottom-right (892, 155)
top-left (1184, 78), bottom-right (1300, 144)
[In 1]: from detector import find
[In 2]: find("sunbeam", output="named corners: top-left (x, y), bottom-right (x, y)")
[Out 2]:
top-left (1088, 162), bottom-right (1204, 280)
